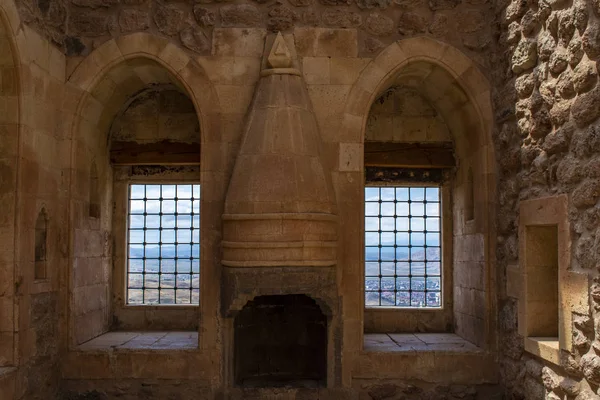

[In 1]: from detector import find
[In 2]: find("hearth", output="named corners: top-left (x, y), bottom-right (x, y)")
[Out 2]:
top-left (234, 295), bottom-right (327, 388)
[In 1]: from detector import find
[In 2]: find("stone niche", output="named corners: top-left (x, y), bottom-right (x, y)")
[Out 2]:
top-left (234, 294), bottom-right (327, 388)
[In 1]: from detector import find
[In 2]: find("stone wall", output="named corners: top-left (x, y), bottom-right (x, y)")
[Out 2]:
top-left (10, 0), bottom-right (600, 396)
top-left (15, 0), bottom-right (495, 66)
top-left (110, 87), bottom-right (199, 145)
top-left (496, 0), bottom-right (600, 397)
top-left (0, 11), bottom-right (71, 399)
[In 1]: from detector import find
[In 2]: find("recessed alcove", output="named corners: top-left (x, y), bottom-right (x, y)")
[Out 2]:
top-left (234, 295), bottom-right (327, 388)
top-left (362, 60), bottom-right (493, 351)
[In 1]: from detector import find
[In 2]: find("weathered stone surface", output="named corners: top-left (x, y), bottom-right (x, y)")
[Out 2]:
top-left (569, 34), bottom-right (585, 66)
top-left (319, 0), bottom-right (352, 5)
top-left (289, 0), bottom-right (314, 5)
top-left (364, 13), bottom-right (394, 36)
top-left (572, 86), bottom-right (600, 127)
top-left (363, 36), bottom-right (385, 53)
top-left (549, 99), bottom-right (571, 126)
top-left (549, 47), bottom-right (569, 75)
top-left (512, 39), bottom-right (538, 73)
top-left (154, 5), bottom-right (184, 36)
top-left (574, 0), bottom-right (588, 32)
top-left (537, 30), bottom-right (556, 61)
top-left (64, 36), bottom-right (86, 56)
top-left (398, 11), bottom-right (430, 35)
top-left (558, 10), bottom-right (575, 43)
top-left (69, 9), bottom-right (109, 37)
top-left (193, 5), bottom-right (216, 27)
top-left (267, 6), bottom-right (298, 32)
top-left (322, 9), bottom-right (362, 28)
top-left (581, 351), bottom-right (600, 384)
top-left (557, 155), bottom-right (583, 184)
top-left (356, 0), bottom-right (392, 9)
top-left (541, 367), bottom-right (560, 391)
top-left (573, 59), bottom-right (598, 93)
top-left (302, 10), bottom-right (320, 25)
top-left (180, 25), bottom-right (210, 54)
top-left (118, 9), bottom-right (149, 32)
top-left (430, 13), bottom-right (449, 37)
top-left (504, 0), bottom-right (528, 24)
top-left (573, 180), bottom-right (600, 207)
top-left (556, 70), bottom-right (575, 98)
top-left (220, 4), bottom-right (262, 27)
top-left (429, 0), bottom-right (460, 11)
top-left (520, 9), bottom-right (539, 37)
top-left (583, 23), bottom-right (600, 59)
top-left (515, 73), bottom-right (535, 98)
top-left (71, 0), bottom-right (119, 8)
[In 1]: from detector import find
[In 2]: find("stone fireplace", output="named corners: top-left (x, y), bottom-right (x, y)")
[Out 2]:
top-left (234, 295), bottom-right (327, 387)
top-left (220, 33), bottom-right (341, 391)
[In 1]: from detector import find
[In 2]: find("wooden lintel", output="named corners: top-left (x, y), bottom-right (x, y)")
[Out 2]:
top-left (110, 140), bottom-right (200, 165)
top-left (364, 141), bottom-right (455, 168)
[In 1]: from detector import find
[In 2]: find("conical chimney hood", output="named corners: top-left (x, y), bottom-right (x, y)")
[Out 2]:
top-left (222, 33), bottom-right (338, 268)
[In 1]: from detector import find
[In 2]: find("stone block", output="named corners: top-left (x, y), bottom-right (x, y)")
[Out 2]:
top-left (339, 143), bottom-right (362, 172)
top-left (330, 57), bottom-right (370, 85)
top-left (295, 28), bottom-right (358, 57)
top-left (303, 57), bottom-right (330, 84)
top-left (212, 28), bottom-right (266, 57)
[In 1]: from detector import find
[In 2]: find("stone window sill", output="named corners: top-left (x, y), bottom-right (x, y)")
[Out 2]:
top-left (365, 306), bottom-right (446, 312)
top-left (363, 333), bottom-right (481, 353)
top-left (77, 331), bottom-right (198, 351)
top-left (524, 337), bottom-right (559, 365)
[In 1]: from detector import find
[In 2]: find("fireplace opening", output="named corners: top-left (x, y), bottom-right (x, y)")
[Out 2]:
top-left (234, 294), bottom-right (327, 388)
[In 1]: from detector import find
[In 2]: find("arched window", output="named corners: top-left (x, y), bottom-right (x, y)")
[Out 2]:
top-left (34, 208), bottom-right (48, 280)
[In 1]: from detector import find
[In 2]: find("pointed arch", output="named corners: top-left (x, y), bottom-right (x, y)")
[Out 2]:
top-left (343, 37), bottom-right (498, 351)
top-left (67, 32), bottom-right (222, 143)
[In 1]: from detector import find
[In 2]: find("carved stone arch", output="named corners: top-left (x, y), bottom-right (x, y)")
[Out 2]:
top-left (342, 36), bottom-right (493, 149)
top-left (67, 32), bottom-right (222, 145)
top-left (65, 33), bottom-right (222, 347)
top-left (344, 37), bottom-right (498, 350)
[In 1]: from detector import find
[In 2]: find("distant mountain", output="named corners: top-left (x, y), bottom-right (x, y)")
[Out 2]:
top-left (129, 245), bottom-right (199, 259)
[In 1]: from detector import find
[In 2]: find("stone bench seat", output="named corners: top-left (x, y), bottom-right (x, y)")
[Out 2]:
top-left (364, 333), bottom-right (482, 353)
top-left (77, 331), bottom-right (198, 351)
top-left (354, 333), bottom-right (497, 385)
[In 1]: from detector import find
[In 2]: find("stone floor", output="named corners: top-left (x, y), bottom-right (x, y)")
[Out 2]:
top-left (77, 331), bottom-right (198, 350)
top-left (363, 333), bottom-right (481, 352)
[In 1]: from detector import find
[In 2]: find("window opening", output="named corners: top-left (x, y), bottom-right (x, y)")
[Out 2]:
top-left (35, 208), bottom-right (48, 280)
top-left (127, 184), bottom-right (200, 305)
top-left (365, 186), bottom-right (441, 308)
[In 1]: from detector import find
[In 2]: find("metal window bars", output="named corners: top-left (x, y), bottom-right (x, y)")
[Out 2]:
top-left (365, 186), bottom-right (442, 308)
top-left (127, 184), bottom-right (200, 305)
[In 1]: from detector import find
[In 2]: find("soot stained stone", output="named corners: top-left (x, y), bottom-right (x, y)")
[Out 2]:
top-left (234, 295), bottom-right (327, 388)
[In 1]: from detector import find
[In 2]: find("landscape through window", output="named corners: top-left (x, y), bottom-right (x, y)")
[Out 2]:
top-left (127, 184), bottom-right (200, 305)
top-left (365, 186), bottom-right (442, 308)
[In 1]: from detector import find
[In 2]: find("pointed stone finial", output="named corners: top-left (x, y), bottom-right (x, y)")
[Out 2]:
top-left (267, 32), bottom-right (292, 69)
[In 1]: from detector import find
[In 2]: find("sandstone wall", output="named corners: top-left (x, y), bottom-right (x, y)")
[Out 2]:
top-left (15, 0), bottom-right (495, 68)
top-left (496, 0), bottom-right (600, 397)
top-left (0, 12), bottom-right (71, 399)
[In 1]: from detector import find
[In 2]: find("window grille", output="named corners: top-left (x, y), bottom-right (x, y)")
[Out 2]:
top-left (127, 184), bottom-right (200, 305)
top-left (365, 186), bottom-right (441, 308)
